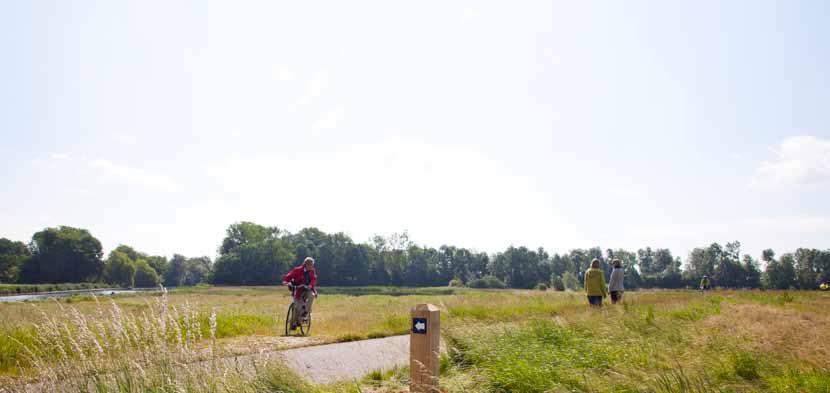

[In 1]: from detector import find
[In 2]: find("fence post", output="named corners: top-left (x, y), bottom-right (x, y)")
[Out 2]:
top-left (410, 303), bottom-right (440, 392)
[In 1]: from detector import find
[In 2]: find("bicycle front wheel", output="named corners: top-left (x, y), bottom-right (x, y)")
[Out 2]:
top-left (299, 311), bottom-right (311, 336)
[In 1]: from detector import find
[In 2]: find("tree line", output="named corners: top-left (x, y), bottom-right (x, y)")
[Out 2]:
top-left (1, 223), bottom-right (828, 290)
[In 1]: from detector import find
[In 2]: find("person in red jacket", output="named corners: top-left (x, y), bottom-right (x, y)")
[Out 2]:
top-left (282, 257), bottom-right (318, 329)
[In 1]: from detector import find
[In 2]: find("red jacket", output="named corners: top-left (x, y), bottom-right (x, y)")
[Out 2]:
top-left (282, 265), bottom-right (317, 298)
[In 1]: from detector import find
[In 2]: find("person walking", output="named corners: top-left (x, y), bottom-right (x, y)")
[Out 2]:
top-left (584, 258), bottom-right (607, 307)
top-left (608, 259), bottom-right (624, 304)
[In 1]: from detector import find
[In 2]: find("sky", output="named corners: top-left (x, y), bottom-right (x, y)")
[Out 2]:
top-left (1, 0), bottom-right (829, 264)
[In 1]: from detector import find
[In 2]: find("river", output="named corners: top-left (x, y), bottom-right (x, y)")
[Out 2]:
top-left (0, 288), bottom-right (160, 303)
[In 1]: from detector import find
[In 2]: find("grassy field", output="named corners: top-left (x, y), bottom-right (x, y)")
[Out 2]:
top-left (0, 286), bottom-right (828, 392)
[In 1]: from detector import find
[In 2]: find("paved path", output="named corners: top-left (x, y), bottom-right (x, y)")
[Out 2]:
top-left (279, 335), bottom-right (410, 384)
top-left (15, 335), bottom-right (415, 391)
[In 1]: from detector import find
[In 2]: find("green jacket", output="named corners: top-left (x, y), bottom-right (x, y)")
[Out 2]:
top-left (584, 268), bottom-right (607, 297)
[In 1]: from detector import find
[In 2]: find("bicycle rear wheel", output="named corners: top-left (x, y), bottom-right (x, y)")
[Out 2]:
top-left (284, 303), bottom-right (295, 336)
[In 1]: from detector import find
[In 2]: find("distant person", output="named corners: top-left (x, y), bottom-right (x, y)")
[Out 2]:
top-left (700, 275), bottom-right (711, 292)
top-left (584, 258), bottom-right (607, 307)
top-left (608, 259), bottom-right (624, 304)
top-left (282, 257), bottom-right (318, 330)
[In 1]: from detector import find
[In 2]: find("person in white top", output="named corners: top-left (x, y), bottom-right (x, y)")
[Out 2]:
top-left (608, 259), bottom-right (625, 304)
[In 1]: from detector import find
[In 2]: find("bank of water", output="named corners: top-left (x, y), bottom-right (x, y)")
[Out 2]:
top-left (0, 288), bottom-right (159, 303)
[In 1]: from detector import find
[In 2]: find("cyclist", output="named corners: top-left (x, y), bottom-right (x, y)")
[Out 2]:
top-left (700, 275), bottom-right (711, 292)
top-left (282, 257), bottom-right (318, 330)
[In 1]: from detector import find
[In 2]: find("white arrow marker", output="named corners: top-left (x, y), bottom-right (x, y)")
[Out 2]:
top-left (414, 321), bottom-right (426, 331)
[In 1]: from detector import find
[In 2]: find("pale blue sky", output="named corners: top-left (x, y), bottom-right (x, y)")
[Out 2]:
top-left (2, 0), bottom-right (829, 262)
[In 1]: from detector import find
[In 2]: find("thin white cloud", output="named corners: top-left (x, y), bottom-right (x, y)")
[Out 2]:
top-left (50, 153), bottom-right (71, 161)
top-left (204, 139), bottom-right (554, 250)
top-left (314, 107), bottom-right (344, 130)
top-left (297, 70), bottom-right (328, 105)
top-left (275, 66), bottom-right (293, 82)
top-left (632, 216), bottom-right (830, 240)
top-left (627, 215), bottom-right (830, 262)
top-left (752, 135), bottom-right (830, 188)
top-left (607, 185), bottom-right (644, 199)
top-left (112, 133), bottom-right (138, 145)
top-left (64, 187), bottom-right (93, 196)
top-left (91, 159), bottom-right (177, 192)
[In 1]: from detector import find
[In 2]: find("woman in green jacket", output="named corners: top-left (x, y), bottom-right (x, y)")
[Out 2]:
top-left (584, 258), bottom-right (607, 307)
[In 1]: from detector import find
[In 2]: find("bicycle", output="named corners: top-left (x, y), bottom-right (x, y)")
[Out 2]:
top-left (284, 283), bottom-right (312, 336)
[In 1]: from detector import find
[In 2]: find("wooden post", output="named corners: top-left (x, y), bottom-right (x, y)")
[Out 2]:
top-left (410, 303), bottom-right (440, 393)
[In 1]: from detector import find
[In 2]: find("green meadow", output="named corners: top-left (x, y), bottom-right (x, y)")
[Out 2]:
top-left (0, 287), bottom-right (828, 392)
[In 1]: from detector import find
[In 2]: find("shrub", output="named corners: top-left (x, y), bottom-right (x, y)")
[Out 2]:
top-left (550, 275), bottom-right (565, 291)
top-left (535, 283), bottom-right (548, 291)
top-left (468, 276), bottom-right (507, 289)
top-left (448, 278), bottom-right (464, 287)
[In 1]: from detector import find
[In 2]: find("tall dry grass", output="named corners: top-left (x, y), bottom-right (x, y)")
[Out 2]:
top-left (0, 286), bottom-right (314, 393)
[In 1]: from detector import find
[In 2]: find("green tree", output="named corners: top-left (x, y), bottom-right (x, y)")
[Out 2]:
top-left (714, 259), bottom-right (744, 288)
top-left (103, 251), bottom-right (136, 287)
top-left (724, 241), bottom-right (741, 262)
top-left (212, 222), bottom-right (295, 285)
top-left (113, 245), bottom-right (141, 261)
top-left (637, 247), bottom-right (655, 275)
top-left (492, 246), bottom-right (541, 288)
top-left (819, 250), bottom-right (830, 284)
top-left (164, 255), bottom-right (188, 287)
top-left (762, 249), bottom-right (775, 264)
top-left (134, 259), bottom-right (159, 287)
top-left (549, 254), bottom-right (567, 277)
top-left (714, 241), bottom-right (745, 288)
top-left (562, 271), bottom-right (580, 291)
top-left (653, 248), bottom-right (677, 274)
top-left (220, 222), bottom-right (279, 255)
top-left (145, 255), bottom-right (168, 276)
top-left (793, 248), bottom-right (822, 289)
top-left (0, 238), bottom-right (29, 283)
top-left (112, 244), bottom-right (168, 277)
top-left (765, 253), bottom-right (796, 289)
top-left (20, 226), bottom-right (103, 283)
top-left (625, 265), bottom-right (643, 289)
top-left (184, 256), bottom-right (211, 286)
top-left (742, 254), bottom-right (762, 288)
top-left (685, 243), bottom-right (720, 280)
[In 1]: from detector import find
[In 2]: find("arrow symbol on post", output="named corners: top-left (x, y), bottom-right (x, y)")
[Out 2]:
top-left (415, 321), bottom-right (426, 331)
